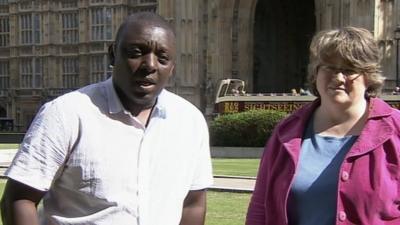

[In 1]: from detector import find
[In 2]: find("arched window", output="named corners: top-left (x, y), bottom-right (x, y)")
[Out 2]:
top-left (0, 105), bottom-right (6, 117)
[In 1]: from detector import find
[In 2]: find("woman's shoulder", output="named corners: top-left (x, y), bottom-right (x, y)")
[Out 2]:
top-left (388, 109), bottom-right (400, 132)
top-left (278, 101), bottom-right (316, 127)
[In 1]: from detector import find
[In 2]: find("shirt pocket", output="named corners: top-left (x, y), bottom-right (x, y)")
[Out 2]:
top-left (377, 163), bottom-right (400, 220)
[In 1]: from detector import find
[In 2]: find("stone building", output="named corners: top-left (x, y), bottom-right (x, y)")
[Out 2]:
top-left (0, 0), bottom-right (399, 131)
top-left (0, 0), bottom-right (158, 131)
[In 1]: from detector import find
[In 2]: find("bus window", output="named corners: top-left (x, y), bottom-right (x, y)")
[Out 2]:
top-left (219, 84), bottom-right (228, 97)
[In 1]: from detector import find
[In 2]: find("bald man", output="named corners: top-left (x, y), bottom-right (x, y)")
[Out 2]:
top-left (1, 12), bottom-right (213, 225)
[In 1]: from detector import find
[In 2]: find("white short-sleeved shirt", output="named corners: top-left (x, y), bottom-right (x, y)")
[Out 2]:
top-left (6, 78), bottom-right (213, 225)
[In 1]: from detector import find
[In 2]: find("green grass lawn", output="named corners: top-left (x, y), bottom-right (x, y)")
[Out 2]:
top-left (0, 145), bottom-right (261, 177)
top-left (206, 191), bottom-right (251, 225)
top-left (0, 144), bottom-right (19, 150)
top-left (0, 180), bottom-right (5, 225)
top-left (212, 158), bottom-right (260, 177)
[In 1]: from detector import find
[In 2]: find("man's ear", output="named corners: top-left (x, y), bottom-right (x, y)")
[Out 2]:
top-left (108, 43), bottom-right (115, 66)
top-left (169, 64), bottom-right (175, 76)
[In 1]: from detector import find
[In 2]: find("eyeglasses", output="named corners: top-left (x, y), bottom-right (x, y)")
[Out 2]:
top-left (318, 65), bottom-right (359, 78)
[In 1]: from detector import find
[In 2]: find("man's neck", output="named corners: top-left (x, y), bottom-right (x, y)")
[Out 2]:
top-left (135, 107), bottom-right (154, 127)
top-left (126, 100), bottom-right (157, 127)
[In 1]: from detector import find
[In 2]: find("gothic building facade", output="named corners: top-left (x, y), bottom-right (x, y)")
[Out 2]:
top-left (0, 0), bottom-right (398, 131)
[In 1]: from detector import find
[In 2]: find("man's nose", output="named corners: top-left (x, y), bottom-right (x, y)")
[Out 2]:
top-left (140, 53), bottom-right (156, 72)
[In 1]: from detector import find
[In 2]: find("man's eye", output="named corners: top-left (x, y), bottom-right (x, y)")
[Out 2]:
top-left (126, 48), bottom-right (142, 57)
top-left (158, 55), bottom-right (170, 64)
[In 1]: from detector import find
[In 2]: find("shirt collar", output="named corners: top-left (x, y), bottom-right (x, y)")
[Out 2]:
top-left (104, 78), bottom-right (125, 114)
top-left (104, 78), bottom-right (167, 119)
top-left (276, 97), bottom-right (396, 155)
top-left (153, 90), bottom-right (167, 119)
top-left (367, 97), bottom-right (393, 119)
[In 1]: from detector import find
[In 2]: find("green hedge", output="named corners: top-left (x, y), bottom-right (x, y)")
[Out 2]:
top-left (210, 110), bottom-right (288, 147)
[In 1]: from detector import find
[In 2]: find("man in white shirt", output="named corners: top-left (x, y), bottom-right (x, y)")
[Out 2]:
top-left (1, 12), bottom-right (213, 225)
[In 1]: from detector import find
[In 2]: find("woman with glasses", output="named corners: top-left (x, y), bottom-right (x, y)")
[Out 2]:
top-left (246, 27), bottom-right (400, 225)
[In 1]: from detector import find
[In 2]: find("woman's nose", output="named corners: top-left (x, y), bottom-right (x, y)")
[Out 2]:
top-left (332, 71), bottom-right (346, 81)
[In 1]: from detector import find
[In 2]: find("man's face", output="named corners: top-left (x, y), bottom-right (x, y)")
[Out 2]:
top-left (112, 21), bottom-right (176, 109)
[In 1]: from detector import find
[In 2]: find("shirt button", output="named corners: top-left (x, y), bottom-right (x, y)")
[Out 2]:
top-left (341, 171), bottom-right (349, 181)
top-left (338, 211), bottom-right (347, 221)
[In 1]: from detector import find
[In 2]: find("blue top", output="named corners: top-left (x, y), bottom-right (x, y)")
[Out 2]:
top-left (287, 117), bottom-right (358, 225)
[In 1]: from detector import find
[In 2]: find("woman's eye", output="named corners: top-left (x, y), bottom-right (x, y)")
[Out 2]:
top-left (343, 69), bottom-right (356, 75)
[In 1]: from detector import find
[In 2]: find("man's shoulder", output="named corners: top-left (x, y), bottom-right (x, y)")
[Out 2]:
top-left (52, 81), bottom-right (105, 105)
top-left (160, 89), bottom-right (202, 114)
top-left (40, 81), bottom-right (107, 119)
top-left (158, 90), bottom-right (207, 127)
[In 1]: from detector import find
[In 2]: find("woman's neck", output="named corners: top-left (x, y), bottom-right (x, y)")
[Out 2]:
top-left (313, 100), bottom-right (368, 137)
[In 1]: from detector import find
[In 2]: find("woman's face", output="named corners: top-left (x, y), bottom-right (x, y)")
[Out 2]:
top-left (316, 58), bottom-right (368, 108)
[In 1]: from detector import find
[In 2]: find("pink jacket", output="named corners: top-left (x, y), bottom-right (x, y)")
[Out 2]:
top-left (246, 98), bottom-right (400, 225)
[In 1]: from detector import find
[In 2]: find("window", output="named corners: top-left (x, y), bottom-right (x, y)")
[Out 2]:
top-left (62, 57), bottom-right (79, 88)
top-left (140, 0), bottom-right (157, 3)
top-left (128, 5), bottom-right (157, 14)
top-left (19, 1), bottom-right (32, 10)
top-left (0, 16), bottom-right (9, 46)
top-left (0, 5), bottom-right (8, 14)
top-left (0, 60), bottom-right (9, 89)
top-left (20, 58), bottom-right (42, 88)
top-left (90, 55), bottom-right (112, 83)
top-left (62, 12), bottom-right (79, 43)
top-left (20, 13), bottom-right (41, 44)
top-left (0, 0), bottom-right (8, 5)
top-left (91, 7), bottom-right (112, 41)
top-left (129, 0), bottom-right (157, 13)
top-left (61, 0), bottom-right (78, 8)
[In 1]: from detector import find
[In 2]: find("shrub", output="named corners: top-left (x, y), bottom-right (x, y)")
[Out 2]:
top-left (210, 110), bottom-right (288, 147)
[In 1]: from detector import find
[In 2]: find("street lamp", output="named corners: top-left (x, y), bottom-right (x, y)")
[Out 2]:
top-left (394, 26), bottom-right (400, 87)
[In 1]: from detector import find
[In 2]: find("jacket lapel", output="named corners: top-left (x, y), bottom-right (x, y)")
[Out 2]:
top-left (347, 98), bottom-right (394, 157)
